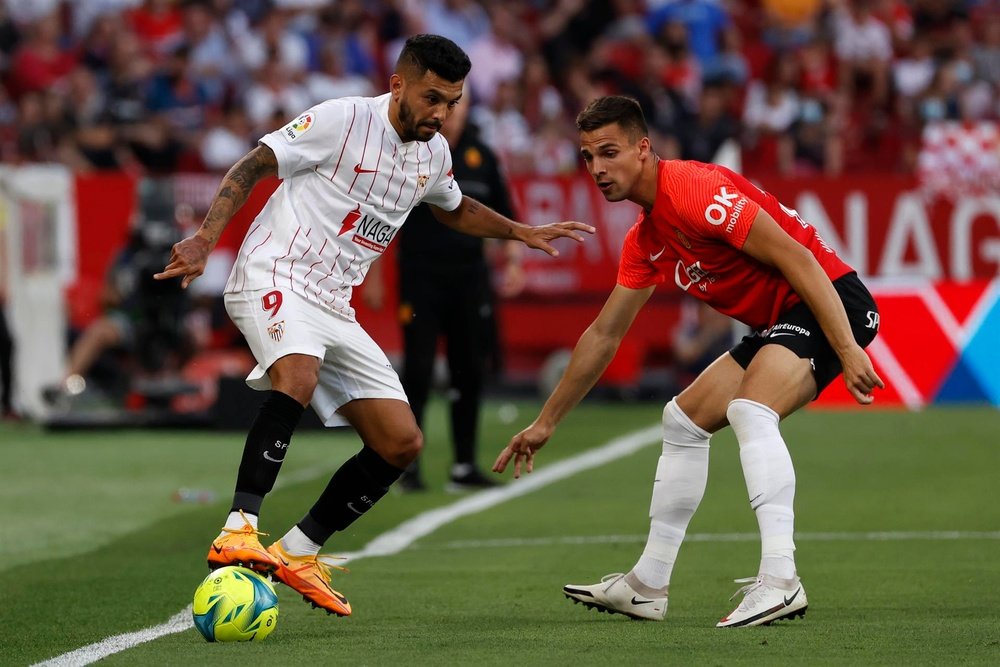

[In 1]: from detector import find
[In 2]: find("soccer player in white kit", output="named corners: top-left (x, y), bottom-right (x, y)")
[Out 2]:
top-left (155, 35), bottom-right (593, 616)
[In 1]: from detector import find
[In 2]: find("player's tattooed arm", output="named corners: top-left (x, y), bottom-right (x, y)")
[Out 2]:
top-left (430, 196), bottom-right (594, 257)
top-left (154, 145), bottom-right (277, 288)
top-left (198, 145), bottom-right (279, 247)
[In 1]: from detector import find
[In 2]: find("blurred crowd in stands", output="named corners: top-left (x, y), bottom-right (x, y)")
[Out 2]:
top-left (2, 0), bottom-right (1000, 178)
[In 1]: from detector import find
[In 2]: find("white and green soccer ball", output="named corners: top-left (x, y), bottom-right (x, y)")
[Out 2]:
top-left (192, 566), bottom-right (279, 642)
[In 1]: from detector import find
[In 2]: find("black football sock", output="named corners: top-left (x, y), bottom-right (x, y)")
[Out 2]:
top-left (297, 446), bottom-right (403, 545)
top-left (231, 390), bottom-right (304, 516)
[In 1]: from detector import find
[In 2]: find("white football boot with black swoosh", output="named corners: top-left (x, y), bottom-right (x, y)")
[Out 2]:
top-left (717, 574), bottom-right (808, 627)
top-left (563, 572), bottom-right (667, 620)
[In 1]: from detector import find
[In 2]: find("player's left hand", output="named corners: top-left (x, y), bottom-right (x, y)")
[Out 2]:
top-left (519, 221), bottom-right (595, 257)
top-left (493, 421), bottom-right (553, 478)
top-left (840, 344), bottom-right (884, 405)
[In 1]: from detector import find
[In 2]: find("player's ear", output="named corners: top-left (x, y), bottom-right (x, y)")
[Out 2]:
top-left (390, 73), bottom-right (403, 100)
top-left (638, 136), bottom-right (651, 159)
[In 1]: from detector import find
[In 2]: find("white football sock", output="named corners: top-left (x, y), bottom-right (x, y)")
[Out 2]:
top-left (632, 399), bottom-right (711, 591)
top-left (219, 510), bottom-right (258, 540)
top-left (280, 524), bottom-right (322, 557)
top-left (727, 398), bottom-right (797, 581)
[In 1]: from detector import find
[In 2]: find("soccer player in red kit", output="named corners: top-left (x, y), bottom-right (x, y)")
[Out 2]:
top-left (494, 96), bottom-right (884, 627)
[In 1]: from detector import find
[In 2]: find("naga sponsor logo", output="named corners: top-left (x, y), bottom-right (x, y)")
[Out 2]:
top-left (766, 323), bottom-right (812, 337)
top-left (337, 204), bottom-right (396, 252)
top-left (703, 186), bottom-right (748, 233)
top-left (674, 259), bottom-right (716, 292)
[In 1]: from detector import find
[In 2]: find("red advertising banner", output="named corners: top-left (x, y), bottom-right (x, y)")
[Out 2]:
top-left (68, 171), bottom-right (1000, 405)
top-left (507, 172), bottom-right (1000, 296)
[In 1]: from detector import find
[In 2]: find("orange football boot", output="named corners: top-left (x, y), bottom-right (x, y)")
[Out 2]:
top-left (206, 510), bottom-right (280, 573)
top-left (266, 541), bottom-right (352, 616)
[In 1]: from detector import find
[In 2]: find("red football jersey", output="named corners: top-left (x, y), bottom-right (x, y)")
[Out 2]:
top-left (617, 160), bottom-right (853, 330)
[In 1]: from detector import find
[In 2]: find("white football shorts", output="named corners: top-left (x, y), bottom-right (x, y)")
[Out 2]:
top-left (224, 287), bottom-right (408, 426)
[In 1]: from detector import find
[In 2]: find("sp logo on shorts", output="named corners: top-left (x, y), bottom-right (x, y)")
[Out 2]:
top-left (267, 320), bottom-right (285, 342)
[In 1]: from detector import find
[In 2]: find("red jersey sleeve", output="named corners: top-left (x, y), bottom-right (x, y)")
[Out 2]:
top-left (666, 164), bottom-right (760, 249)
top-left (617, 221), bottom-right (663, 289)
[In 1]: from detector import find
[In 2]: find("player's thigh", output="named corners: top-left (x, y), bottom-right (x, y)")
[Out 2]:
top-left (675, 352), bottom-right (745, 433)
top-left (736, 344), bottom-right (817, 418)
top-left (309, 317), bottom-right (410, 427)
top-left (225, 288), bottom-right (326, 385)
top-left (337, 398), bottom-right (422, 465)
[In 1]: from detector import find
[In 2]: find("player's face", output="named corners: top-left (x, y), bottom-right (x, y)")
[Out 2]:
top-left (579, 124), bottom-right (648, 202)
top-left (393, 71), bottom-right (464, 143)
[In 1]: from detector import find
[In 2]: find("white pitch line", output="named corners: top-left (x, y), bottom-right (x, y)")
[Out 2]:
top-left (422, 530), bottom-right (1000, 551)
top-left (33, 423), bottom-right (663, 667)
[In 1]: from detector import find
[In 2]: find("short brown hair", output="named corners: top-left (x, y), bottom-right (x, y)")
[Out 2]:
top-left (576, 96), bottom-right (648, 140)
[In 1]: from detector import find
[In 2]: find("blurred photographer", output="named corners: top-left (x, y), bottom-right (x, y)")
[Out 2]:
top-left (43, 215), bottom-right (189, 405)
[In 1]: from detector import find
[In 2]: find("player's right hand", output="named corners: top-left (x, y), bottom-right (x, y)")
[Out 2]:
top-left (493, 421), bottom-right (553, 479)
top-left (840, 344), bottom-right (885, 405)
top-left (154, 235), bottom-right (212, 289)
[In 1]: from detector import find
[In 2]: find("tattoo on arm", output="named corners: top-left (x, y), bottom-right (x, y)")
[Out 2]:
top-left (200, 146), bottom-right (278, 244)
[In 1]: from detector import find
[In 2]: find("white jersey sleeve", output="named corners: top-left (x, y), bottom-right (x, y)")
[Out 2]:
top-left (259, 100), bottom-right (350, 179)
top-left (421, 141), bottom-right (463, 211)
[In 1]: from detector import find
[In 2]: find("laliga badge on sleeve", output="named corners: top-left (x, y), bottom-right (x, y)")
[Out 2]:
top-left (283, 112), bottom-right (314, 141)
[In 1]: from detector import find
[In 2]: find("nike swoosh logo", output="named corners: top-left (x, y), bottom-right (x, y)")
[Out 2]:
top-left (347, 502), bottom-right (366, 515)
top-left (649, 246), bottom-right (666, 261)
top-left (263, 452), bottom-right (285, 463)
top-left (784, 588), bottom-right (801, 606)
top-left (631, 596), bottom-right (654, 605)
top-left (353, 163), bottom-right (377, 174)
top-left (769, 332), bottom-right (796, 337)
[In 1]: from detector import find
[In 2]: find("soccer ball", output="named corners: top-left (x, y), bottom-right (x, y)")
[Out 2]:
top-left (192, 566), bottom-right (279, 642)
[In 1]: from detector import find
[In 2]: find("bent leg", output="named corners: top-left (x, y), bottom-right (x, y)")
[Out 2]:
top-left (627, 353), bottom-right (745, 593)
top-left (230, 353), bottom-right (319, 519)
top-left (729, 345), bottom-right (817, 581)
top-left (66, 316), bottom-right (125, 378)
top-left (290, 398), bottom-right (420, 550)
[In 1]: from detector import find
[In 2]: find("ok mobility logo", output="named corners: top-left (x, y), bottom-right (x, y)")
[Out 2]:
top-left (704, 186), bottom-right (748, 234)
top-left (337, 204), bottom-right (397, 252)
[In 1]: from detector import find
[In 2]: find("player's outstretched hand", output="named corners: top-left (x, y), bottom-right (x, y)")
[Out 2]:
top-left (154, 235), bottom-right (211, 289)
top-left (840, 343), bottom-right (884, 405)
top-left (493, 421), bottom-right (554, 479)
top-left (520, 221), bottom-right (595, 257)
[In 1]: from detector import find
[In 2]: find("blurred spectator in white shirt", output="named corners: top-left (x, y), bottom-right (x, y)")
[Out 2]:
top-left (237, 7), bottom-right (309, 76)
top-left (306, 44), bottom-right (376, 104)
top-left (244, 59), bottom-right (311, 133)
top-left (200, 104), bottom-right (252, 171)
top-left (178, 0), bottom-right (239, 105)
top-left (471, 79), bottom-right (533, 173)
top-left (422, 0), bottom-right (491, 52)
top-left (834, 0), bottom-right (892, 105)
top-left (467, 5), bottom-right (524, 107)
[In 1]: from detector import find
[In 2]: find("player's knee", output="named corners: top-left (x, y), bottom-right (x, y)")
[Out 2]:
top-left (726, 398), bottom-right (779, 444)
top-left (728, 399), bottom-right (794, 506)
top-left (268, 364), bottom-right (319, 405)
top-left (662, 399), bottom-right (711, 451)
top-left (384, 427), bottom-right (423, 468)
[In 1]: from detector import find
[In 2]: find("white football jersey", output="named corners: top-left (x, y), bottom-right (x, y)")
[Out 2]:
top-left (224, 93), bottom-right (463, 320)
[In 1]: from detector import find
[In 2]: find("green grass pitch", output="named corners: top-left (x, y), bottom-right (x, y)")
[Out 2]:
top-left (1, 402), bottom-right (998, 665)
